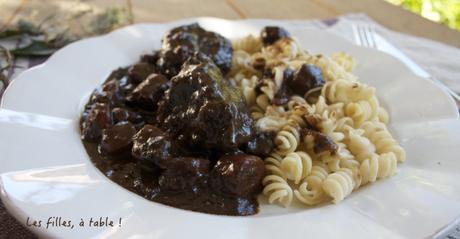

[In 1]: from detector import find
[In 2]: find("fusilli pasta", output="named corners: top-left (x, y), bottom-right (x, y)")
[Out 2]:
top-left (229, 30), bottom-right (405, 208)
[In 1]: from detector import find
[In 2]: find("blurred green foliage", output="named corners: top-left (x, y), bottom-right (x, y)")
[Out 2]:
top-left (385, 0), bottom-right (460, 30)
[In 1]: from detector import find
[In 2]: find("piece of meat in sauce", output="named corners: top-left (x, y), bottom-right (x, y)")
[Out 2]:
top-left (100, 122), bottom-right (137, 155)
top-left (90, 79), bottom-right (124, 106)
top-left (157, 23), bottom-right (232, 77)
top-left (128, 62), bottom-right (157, 85)
top-left (156, 53), bottom-right (253, 150)
top-left (210, 154), bottom-right (265, 197)
top-left (126, 73), bottom-right (169, 111)
top-left (159, 157), bottom-right (210, 193)
top-left (132, 124), bottom-right (182, 172)
top-left (241, 131), bottom-right (275, 157)
top-left (287, 64), bottom-right (325, 96)
top-left (301, 128), bottom-right (338, 155)
top-left (273, 64), bottom-right (325, 105)
top-left (81, 103), bottom-right (113, 141)
top-left (112, 107), bottom-right (144, 127)
top-left (260, 26), bottom-right (291, 46)
top-left (140, 51), bottom-right (161, 65)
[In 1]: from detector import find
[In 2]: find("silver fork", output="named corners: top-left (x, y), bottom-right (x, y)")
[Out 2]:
top-left (353, 24), bottom-right (460, 103)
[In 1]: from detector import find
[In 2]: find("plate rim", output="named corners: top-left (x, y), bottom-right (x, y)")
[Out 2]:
top-left (1, 17), bottom-right (459, 238)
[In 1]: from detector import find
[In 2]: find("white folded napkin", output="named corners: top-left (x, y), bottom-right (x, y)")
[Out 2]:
top-left (328, 13), bottom-right (460, 94)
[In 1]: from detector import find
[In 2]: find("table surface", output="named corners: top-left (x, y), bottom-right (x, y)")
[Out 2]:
top-left (1, 0), bottom-right (460, 48)
top-left (0, 0), bottom-right (459, 238)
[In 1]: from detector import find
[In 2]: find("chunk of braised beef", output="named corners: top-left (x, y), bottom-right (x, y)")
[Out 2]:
top-left (198, 31), bottom-right (233, 74)
top-left (242, 131), bottom-right (275, 157)
top-left (260, 26), bottom-right (291, 46)
top-left (301, 128), bottom-right (338, 154)
top-left (126, 73), bottom-right (169, 111)
top-left (158, 157), bottom-right (210, 192)
top-left (210, 154), bottom-right (265, 197)
top-left (128, 62), bottom-right (157, 85)
top-left (132, 125), bottom-right (181, 171)
top-left (157, 23), bottom-right (232, 77)
top-left (287, 64), bottom-right (325, 96)
top-left (140, 51), bottom-right (161, 65)
top-left (81, 103), bottom-right (113, 142)
top-left (112, 107), bottom-right (144, 125)
top-left (156, 53), bottom-right (253, 150)
top-left (106, 68), bottom-right (130, 90)
top-left (90, 79), bottom-right (123, 106)
top-left (100, 122), bottom-right (137, 155)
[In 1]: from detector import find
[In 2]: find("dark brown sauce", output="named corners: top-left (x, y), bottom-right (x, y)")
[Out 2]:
top-left (84, 142), bottom-right (258, 215)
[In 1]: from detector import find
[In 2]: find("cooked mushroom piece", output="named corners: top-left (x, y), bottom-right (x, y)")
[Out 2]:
top-left (287, 64), bottom-right (325, 96)
top-left (260, 26), bottom-right (291, 46)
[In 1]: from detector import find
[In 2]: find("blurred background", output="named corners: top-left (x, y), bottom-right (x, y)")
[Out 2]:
top-left (385, 0), bottom-right (460, 30)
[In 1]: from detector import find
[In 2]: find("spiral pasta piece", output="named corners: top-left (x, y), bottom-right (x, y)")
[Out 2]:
top-left (263, 175), bottom-right (293, 207)
top-left (274, 125), bottom-right (300, 155)
top-left (335, 117), bottom-right (354, 132)
top-left (263, 152), bottom-right (293, 206)
top-left (344, 127), bottom-right (378, 163)
top-left (286, 106), bottom-right (308, 127)
top-left (287, 96), bottom-right (307, 110)
top-left (331, 52), bottom-right (355, 72)
top-left (360, 156), bottom-right (379, 185)
top-left (238, 76), bottom-right (258, 104)
top-left (360, 121), bottom-right (406, 162)
top-left (294, 164), bottom-right (330, 205)
top-left (322, 80), bottom-right (375, 104)
top-left (323, 155), bottom-right (341, 172)
top-left (345, 101), bottom-right (374, 127)
top-left (265, 152), bottom-right (286, 178)
top-left (250, 106), bottom-right (264, 120)
top-left (377, 152), bottom-right (397, 179)
top-left (232, 50), bottom-right (251, 70)
top-left (305, 54), bottom-right (358, 82)
top-left (263, 38), bottom-right (300, 60)
top-left (256, 115), bottom-right (288, 131)
top-left (322, 168), bottom-right (355, 203)
top-left (255, 94), bottom-right (271, 111)
top-left (317, 111), bottom-right (345, 142)
top-left (259, 80), bottom-right (277, 100)
top-left (378, 107), bottom-right (390, 124)
top-left (280, 151), bottom-right (313, 184)
top-left (336, 140), bottom-right (363, 189)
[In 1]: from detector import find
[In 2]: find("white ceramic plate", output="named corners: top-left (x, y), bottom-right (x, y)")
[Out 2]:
top-left (1, 18), bottom-right (460, 239)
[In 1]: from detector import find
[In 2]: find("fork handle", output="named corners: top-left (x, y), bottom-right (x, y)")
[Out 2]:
top-left (428, 76), bottom-right (460, 104)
